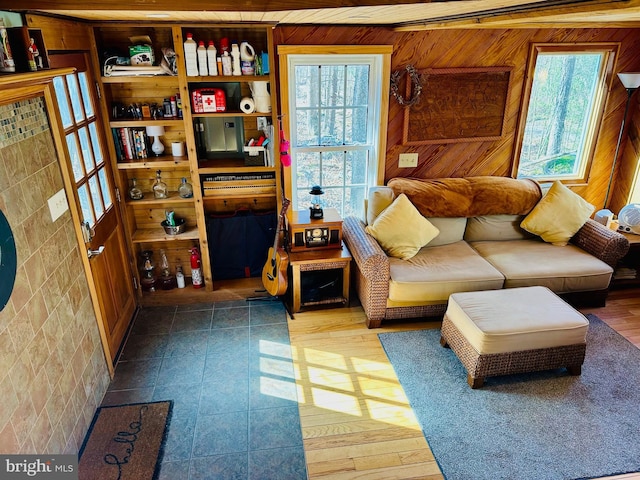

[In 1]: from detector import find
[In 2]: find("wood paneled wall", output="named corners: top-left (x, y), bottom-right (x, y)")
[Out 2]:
top-left (274, 26), bottom-right (640, 209)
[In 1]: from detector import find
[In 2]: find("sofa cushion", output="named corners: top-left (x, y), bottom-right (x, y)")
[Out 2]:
top-left (469, 238), bottom-right (613, 293)
top-left (464, 214), bottom-right (534, 242)
top-left (427, 217), bottom-right (468, 246)
top-left (365, 194), bottom-right (440, 260)
top-left (387, 241), bottom-right (505, 304)
top-left (366, 186), bottom-right (395, 225)
top-left (520, 180), bottom-right (595, 246)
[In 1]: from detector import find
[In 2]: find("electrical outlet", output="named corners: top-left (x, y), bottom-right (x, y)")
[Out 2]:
top-left (257, 116), bottom-right (268, 130)
top-left (48, 189), bottom-right (69, 222)
top-left (399, 153), bottom-right (419, 168)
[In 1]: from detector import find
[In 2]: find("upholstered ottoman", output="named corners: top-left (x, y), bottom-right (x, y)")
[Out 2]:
top-left (440, 286), bottom-right (589, 388)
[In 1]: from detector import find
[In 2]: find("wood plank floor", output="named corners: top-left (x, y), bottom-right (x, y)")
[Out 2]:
top-left (287, 288), bottom-right (640, 480)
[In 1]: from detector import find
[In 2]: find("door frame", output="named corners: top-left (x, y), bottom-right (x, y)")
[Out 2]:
top-left (0, 68), bottom-right (118, 376)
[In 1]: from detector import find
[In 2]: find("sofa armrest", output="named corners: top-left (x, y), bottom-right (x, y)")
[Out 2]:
top-left (343, 216), bottom-right (390, 327)
top-left (571, 219), bottom-right (630, 268)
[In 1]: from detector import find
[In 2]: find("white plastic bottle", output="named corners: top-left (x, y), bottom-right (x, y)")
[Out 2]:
top-left (184, 33), bottom-right (198, 77)
top-left (197, 40), bottom-right (208, 76)
top-left (231, 42), bottom-right (241, 76)
top-left (207, 41), bottom-right (218, 76)
top-left (240, 41), bottom-right (255, 75)
top-left (221, 51), bottom-right (232, 76)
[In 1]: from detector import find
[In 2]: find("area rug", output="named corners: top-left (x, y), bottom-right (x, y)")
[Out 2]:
top-left (378, 314), bottom-right (640, 480)
top-left (79, 401), bottom-right (172, 480)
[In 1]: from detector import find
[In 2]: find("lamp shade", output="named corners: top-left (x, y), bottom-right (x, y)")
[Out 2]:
top-left (618, 73), bottom-right (640, 90)
top-left (145, 125), bottom-right (165, 137)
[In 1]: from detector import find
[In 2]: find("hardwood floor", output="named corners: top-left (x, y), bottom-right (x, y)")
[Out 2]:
top-left (142, 279), bottom-right (640, 479)
top-left (287, 288), bottom-right (640, 480)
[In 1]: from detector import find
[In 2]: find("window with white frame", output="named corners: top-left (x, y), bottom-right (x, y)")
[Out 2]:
top-left (280, 47), bottom-right (391, 219)
top-left (514, 44), bottom-right (617, 183)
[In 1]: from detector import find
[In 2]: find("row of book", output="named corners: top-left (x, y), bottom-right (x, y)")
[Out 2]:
top-left (111, 127), bottom-right (152, 161)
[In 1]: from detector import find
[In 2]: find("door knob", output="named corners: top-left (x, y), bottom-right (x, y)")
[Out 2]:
top-left (87, 246), bottom-right (105, 258)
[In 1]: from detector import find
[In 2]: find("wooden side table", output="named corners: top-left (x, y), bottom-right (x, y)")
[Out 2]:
top-left (288, 242), bottom-right (352, 314)
top-left (611, 230), bottom-right (640, 288)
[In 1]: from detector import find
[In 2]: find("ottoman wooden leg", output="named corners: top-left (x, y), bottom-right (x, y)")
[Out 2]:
top-left (440, 336), bottom-right (450, 348)
top-left (567, 365), bottom-right (582, 376)
top-left (467, 374), bottom-right (484, 389)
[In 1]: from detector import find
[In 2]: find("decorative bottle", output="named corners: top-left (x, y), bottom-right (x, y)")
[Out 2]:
top-left (207, 41), bottom-right (218, 76)
top-left (184, 33), bottom-right (198, 76)
top-left (176, 264), bottom-right (186, 289)
top-left (152, 170), bottom-right (168, 199)
top-left (128, 177), bottom-right (143, 200)
top-left (178, 177), bottom-right (193, 198)
top-left (197, 40), bottom-right (208, 76)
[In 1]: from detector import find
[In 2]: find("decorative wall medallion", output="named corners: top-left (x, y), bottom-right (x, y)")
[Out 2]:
top-left (0, 209), bottom-right (17, 311)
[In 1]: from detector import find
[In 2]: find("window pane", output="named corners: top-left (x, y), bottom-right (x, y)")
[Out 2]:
top-left (66, 73), bottom-right (85, 123)
top-left (321, 65), bottom-right (345, 107)
top-left (78, 127), bottom-right (95, 173)
top-left (88, 122), bottom-right (103, 165)
top-left (345, 107), bottom-right (368, 145)
top-left (322, 151), bottom-right (345, 186)
top-left (89, 175), bottom-right (104, 219)
top-left (296, 110), bottom-right (320, 146)
top-left (518, 52), bottom-right (602, 179)
top-left (296, 152), bottom-right (321, 189)
top-left (78, 72), bottom-right (94, 118)
top-left (65, 133), bottom-right (84, 181)
top-left (295, 65), bottom-right (319, 108)
top-left (346, 65), bottom-right (369, 106)
top-left (321, 109), bottom-right (344, 146)
top-left (346, 150), bottom-right (368, 184)
top-left (77, 183), bottom-right (95, 226)
top-left (53, 76), bottom-right (72, 128)
top-left (322, 187), bottom-right (343, 211)
top-left (344, 186), bottom-right (365, 218)
top-left (98, 167), bottom-right (112, 209)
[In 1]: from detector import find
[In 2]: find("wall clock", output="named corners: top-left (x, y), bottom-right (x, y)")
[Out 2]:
top-left (0, 209), bottom-right (17, 311)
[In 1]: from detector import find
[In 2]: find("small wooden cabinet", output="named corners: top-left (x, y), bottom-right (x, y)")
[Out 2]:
top-left (288, 242), bottom-right (352, 314)
top-left (90, 23), bottom-right (280, 299)
top-left (611, 231), bottom-right (640, 288)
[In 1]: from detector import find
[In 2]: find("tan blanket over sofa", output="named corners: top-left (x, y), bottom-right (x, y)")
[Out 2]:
top-left (387, 176), bottom-right (542, 218)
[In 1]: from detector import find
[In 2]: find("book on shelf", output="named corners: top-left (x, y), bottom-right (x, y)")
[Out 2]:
top-left (112, 127), bottom-right (150, 161)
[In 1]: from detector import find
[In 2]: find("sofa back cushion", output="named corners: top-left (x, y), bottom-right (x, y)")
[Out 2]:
top-left (428, 217), bottom-right (468, 246)
top-left (464, 215), bottom-right (535, 242)
top-left (366, 186), bottom-right (395, 225)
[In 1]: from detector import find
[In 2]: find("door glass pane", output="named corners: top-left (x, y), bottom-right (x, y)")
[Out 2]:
top-left (89, 122), bottom-right (103, 165)
top-left (89, 175), bottom-right (104, 219)
top-left (78, 72), bottom-right (94, 118)
top-left (78, 127), bottom-right (95, 173)
top-left (66, 73), bottom-right (85, 123)
top-left (98, 167), bottom-right (112, 209)
top-left (53, 76), bottom-right (72, 128)
top-left (77, 183), bottom-right (95, 226)
top-left (65, 133), bottom-right (84, 181)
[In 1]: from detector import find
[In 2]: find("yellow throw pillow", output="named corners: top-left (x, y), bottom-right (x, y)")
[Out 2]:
top-left (365, 193), bottom-right (440, 259)
top-left (520, 180), bottom-right (594, 246)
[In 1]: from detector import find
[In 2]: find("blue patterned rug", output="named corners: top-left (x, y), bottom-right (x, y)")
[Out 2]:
top-left (379, 314), bottom-right (640, 480)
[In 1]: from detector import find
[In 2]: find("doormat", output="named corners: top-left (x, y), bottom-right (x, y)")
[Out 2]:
top-left (79, 401), bottom-right (172, 480)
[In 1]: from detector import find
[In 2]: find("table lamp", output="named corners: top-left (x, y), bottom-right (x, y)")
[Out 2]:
top-left (146, 125), bottom-right (166, 156)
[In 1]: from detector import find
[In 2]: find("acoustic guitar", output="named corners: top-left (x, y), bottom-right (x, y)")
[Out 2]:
top-left (262, 198), bottom-right (290, 296)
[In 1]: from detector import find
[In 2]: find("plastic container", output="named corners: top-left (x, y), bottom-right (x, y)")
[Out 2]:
top-left (221, 52), bottom-right (232, 76)
top-left (231, 42), bottom-right (241, 76)
top-left (197, 40), bottom-right (208, 76)
top-left (207, 41), bottom-right (218, 76)
top-left (184, 33), bottom-right (198, 76)
top-left (240, 41), bottom-right (255, 76)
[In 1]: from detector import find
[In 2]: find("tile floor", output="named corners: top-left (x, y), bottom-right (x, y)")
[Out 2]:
top-left (99, 299), bottom-right (308, 480)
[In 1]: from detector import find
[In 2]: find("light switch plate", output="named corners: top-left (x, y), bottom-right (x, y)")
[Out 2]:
top-left (48, 189), bottom-right (69, 222)
top-left (399, 153), bottom-right (419, 168)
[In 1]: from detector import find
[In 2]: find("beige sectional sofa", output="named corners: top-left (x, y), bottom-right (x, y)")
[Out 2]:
top-left (343, 176), bottom-right (629, 328)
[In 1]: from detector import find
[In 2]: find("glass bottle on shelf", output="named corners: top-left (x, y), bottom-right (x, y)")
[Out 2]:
top-left (178, 177), bottom-right (193, 198)
top-left (158, 249), bottom-right (176, 290)
top-left (153, 170), bottom-right (168, 199)
top-left (128, 177), bottom-right (144, 200)
top-left (140, 250), bottom-right (157, 292)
